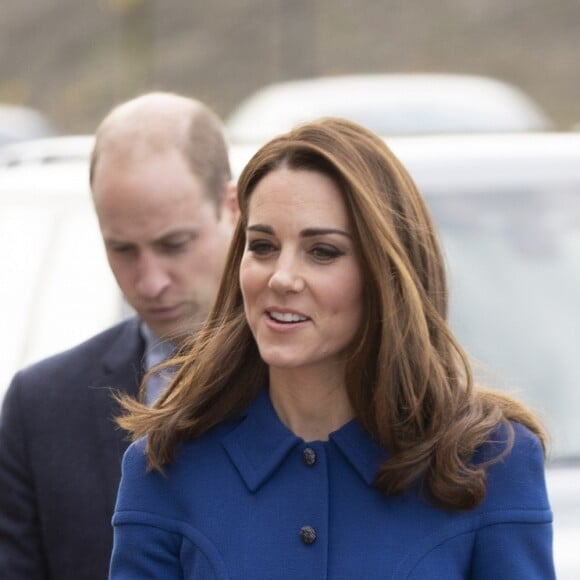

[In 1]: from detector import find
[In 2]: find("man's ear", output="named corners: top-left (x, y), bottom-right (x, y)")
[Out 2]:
top-left (222, 180), bottom-right (239, 224)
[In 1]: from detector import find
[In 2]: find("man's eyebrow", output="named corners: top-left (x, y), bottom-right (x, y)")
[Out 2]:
top-left (104, 229), bottom-right (197, 246)
top-left (154, 229), bottom-right (197, 241)
top-left (246, 224), bottom-right (351, 238)
top-left (103, 237), bottom-right (132, 246)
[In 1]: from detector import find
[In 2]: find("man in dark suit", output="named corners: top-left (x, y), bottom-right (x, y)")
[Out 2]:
top-left (0, 92), bottom-right (238, 579)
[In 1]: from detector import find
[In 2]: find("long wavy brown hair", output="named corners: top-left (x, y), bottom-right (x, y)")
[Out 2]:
top-left (117, 117), bottom-right (546, 510)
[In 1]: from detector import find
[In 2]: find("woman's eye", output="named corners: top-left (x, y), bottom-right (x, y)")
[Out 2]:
top-left (310, 245), bottom-right (343, 261)
top-left (248, 239), bottom-right (276, 255)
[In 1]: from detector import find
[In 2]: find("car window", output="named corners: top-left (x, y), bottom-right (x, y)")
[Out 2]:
top-left (426, 187), bottom-right (580, 461)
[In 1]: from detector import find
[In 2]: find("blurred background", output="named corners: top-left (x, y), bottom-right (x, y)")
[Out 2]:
top-left (1, 0), bottom-right (579, 134)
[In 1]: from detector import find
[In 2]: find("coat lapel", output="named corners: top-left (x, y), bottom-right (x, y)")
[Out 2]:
top-left (89, 317), bottom-right (145, 508)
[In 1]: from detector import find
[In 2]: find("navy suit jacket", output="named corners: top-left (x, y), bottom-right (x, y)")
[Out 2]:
top-left (0, 317), bottom-right (145, 580)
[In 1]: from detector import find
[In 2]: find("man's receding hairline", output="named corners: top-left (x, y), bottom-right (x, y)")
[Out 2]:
top-left (96, 99), bottom-right (201, 152)
top-left (90, 93), bottom-right (220, 186)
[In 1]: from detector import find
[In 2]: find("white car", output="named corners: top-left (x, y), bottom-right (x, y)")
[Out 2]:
top-left (0, 136), bottom-right (126, 398)
top-left (2, 132), bottom-right (578, 577)
top-left (226, 73), bottom-right (553, 144)
top-left (392, 133), bottom-right (580, 580)
top-left (0, 103), bottom-right (58, 146)
top-left (233, 132), bottom-right (580, 579)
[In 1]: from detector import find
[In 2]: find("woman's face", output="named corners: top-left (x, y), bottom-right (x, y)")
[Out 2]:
top-left (240, 166), bottom-right (363, 377)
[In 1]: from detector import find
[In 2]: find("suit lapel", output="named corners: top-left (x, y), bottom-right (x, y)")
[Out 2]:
top-left (89, 318), bottom-right (145, 508)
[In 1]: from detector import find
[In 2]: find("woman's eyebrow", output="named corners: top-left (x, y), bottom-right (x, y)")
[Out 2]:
top-left (246, 224), bottom-right (351, 238)
top-left (246, 224), bottom-right (274, 234)
top-left (300, 227), bottom-right (351, 238)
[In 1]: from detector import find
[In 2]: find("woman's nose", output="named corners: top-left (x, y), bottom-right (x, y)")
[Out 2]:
top-left (267, 256), bottom-right (305, 293)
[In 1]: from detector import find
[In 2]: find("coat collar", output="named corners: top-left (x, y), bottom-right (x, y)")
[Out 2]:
top-left (330, 417), bottom-right (389, 486)
top-left (222, 388), bottom-right (388, 493)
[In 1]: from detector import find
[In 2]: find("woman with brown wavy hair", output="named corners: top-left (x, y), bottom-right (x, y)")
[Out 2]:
top-left (110, 118), bottom-right (554, 579)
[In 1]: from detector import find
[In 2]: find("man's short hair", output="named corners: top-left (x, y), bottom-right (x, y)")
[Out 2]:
top-left (90, 92), bottom-right (232, 204)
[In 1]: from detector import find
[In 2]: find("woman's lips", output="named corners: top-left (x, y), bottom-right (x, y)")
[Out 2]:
top-left (267, 311), bottom-right (309, 323)
top-left (264, 308), bottom-right (311, 330)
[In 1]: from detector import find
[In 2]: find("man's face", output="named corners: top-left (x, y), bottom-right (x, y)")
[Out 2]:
top-left (92, 147), bottom-right (236, 342)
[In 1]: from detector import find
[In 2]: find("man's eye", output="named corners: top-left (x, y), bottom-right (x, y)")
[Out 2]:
top-left (109, 245), bottom-right (134, 254)
top-left (158, 236), bottom-right (195, 253)
top-left (161, 241), bottom-right (187, 252)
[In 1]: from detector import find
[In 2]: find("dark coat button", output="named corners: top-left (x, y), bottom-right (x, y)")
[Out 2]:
top-left (302, 447), bottom-right (317, 467)
top-left (299, 525), bottom-right (317, 545)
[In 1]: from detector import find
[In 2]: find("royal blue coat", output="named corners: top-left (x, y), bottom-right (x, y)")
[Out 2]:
top-left (110, 389), bottom-right (555, 579)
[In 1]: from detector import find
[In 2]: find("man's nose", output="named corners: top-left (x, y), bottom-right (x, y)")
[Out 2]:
top-left (134, 253), bottom-right (170, 298)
